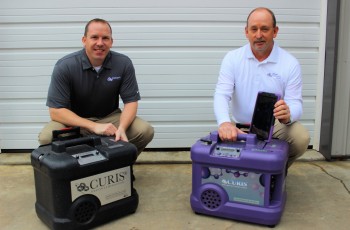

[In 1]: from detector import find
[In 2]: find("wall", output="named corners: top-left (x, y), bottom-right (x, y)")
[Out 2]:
top-left (0, 0), bottom-right (325, 150)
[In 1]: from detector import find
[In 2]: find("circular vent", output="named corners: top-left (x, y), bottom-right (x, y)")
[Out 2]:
top-left (73, 200), bottom-right (97, 223)
top-left (200, 189), bottom-right (222, 210)
top-left (70, 195), bottom-right (100, 224)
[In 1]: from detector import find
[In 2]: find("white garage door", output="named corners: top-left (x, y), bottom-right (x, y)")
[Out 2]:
top-left (0, 0), bottom-right (325, 150)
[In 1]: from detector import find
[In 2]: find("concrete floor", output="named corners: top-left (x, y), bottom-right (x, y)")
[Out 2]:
top-left (0, 150), bottom-right (350, 230)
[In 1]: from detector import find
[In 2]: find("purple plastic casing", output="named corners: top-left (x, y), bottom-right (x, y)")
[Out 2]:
top-left (190, 131), bottom-right (288, 227)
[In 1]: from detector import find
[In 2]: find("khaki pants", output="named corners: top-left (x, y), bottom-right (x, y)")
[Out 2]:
top-left (273, 120), bottom-right (310, 168)
top-left (236, 120), bottom-right (310, 168)
top-left (38, 109), bottom-right (154, 156)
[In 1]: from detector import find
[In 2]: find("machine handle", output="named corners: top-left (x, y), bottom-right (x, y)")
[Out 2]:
top-left (237, 133), bottom-right (258, 145)
top-left (237, 133), bottom-right (248, 141)
top-left (51, 135), bottom-right (102, 153)
top-left (52, 126), bottom-right (81, 141)
top-left (210, 131), bottom-right (257, 146)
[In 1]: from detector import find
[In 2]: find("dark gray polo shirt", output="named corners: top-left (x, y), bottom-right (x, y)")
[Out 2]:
top-left (46, 49), bottom-right (140, 118)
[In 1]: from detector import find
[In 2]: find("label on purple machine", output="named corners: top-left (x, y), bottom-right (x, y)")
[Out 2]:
top-left (202, 167), bottom-right (265, 206)
top-left (70, 166), bottom-right (131, 205)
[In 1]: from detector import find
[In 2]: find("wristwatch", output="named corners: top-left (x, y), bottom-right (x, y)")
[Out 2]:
top-left (284, 119), bottom-right (293, 125)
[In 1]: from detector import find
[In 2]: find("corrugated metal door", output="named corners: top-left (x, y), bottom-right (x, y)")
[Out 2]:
top-left (331, 0), bottom-right (350, 157)
top-left (0, 0), bottom-right (325, 150)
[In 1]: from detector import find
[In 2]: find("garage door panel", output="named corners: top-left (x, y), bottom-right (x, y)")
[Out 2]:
top-left (0, 0), bottom-right (323, 149)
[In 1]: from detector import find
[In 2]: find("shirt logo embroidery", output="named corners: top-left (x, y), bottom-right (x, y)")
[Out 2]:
top-left (107, 76), bottom-right (121, 82)
top-left (267, 73), bottom-right (281, 79)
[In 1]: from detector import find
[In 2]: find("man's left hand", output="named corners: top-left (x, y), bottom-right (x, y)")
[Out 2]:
top-left (274, 99), bottom-right (291, 124)
top-left (114, 128), bottom-right (129, 142)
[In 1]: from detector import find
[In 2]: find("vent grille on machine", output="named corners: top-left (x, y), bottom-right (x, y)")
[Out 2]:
top-left (73, 200), bottom-right (98, 224)
top-left (200, 189), bottom-right (222, 209)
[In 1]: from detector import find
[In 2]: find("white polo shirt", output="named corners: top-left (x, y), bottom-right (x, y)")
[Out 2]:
top-left (214, 43), bottom-right (303, 125)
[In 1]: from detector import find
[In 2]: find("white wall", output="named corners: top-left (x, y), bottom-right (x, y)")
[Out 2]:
top-left (0, 0), bottom-right (325, 150)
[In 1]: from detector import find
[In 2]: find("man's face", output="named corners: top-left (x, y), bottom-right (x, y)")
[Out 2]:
top-left (245, 9), bottom-right (278, 59)
top-left (82, 21), bottom-right (113, 66)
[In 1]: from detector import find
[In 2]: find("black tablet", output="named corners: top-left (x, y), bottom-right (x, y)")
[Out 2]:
top-left (249, 92), bottom-right (280, 142)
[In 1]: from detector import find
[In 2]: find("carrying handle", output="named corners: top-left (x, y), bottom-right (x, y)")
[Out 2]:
top-left (51, 135), bottom-right (102, 153)
top-left (213, 131), bottom-right (257, 146)
top-left (209, 130), bottom-right (258, 146)
top-left (237, 133), bottom-right (248, 141)
top-left (236, 133), bottom-right (258, 145)
top-left (52, 126), bottom-right (81, 141)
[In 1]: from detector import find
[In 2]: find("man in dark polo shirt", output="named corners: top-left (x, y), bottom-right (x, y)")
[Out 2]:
top-left (38, 18), bottom-right (154, 156)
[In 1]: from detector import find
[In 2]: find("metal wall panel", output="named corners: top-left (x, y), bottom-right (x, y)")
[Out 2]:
top-left (331, 0), bottom-right (350, 157)
top-left (0, 0), bottom-right (324, 150)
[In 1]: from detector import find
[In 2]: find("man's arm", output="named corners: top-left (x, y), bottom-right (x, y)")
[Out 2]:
top-left (114, 101), bottom-right (138, 141)
top-left (49, 107), bottom-right (118, 136)
top-left (281, 56), bottom-right (303, 123)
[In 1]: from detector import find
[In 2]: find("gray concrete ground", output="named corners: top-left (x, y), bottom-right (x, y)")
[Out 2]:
top-left (0, 150), bottom-right (350, 230)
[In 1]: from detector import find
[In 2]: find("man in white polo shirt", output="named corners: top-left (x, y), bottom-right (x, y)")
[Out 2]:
top-left (214, 7), bottom-right (310, 168)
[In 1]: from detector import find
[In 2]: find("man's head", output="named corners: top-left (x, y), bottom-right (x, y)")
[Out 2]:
top-left (245, 7), bottom-right (279, 61)
top-left (82, 18), bottom-right (113, 66)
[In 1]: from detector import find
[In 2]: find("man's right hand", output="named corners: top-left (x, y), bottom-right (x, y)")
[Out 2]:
top-left (49, 108), bottom-right (119, 137)
top-left (92, 123), bottom-right (118, 136)
top-left (218, 122), bottom-right (246, 141)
